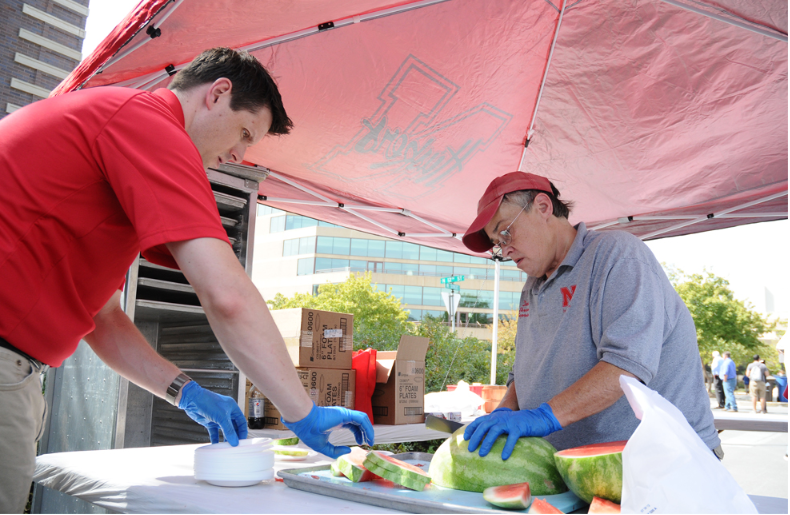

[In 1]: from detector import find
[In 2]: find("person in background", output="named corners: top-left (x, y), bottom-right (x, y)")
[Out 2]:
top-left (0, 47), bottom-right (373, 514)
top-left (710, 351), bottom-right (725, 409)
top-left (746, 355), bottom-right (770, 414)
top-left (721, 351), bottom-right (738, 412)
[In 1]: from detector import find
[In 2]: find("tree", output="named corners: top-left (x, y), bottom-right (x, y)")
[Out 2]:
top-left (417, 316), bottom-right (492, 392)
top-left (670, 269), bottom-right (774, 370)
top-left (267, 273), bottom-right (411, 350)
top-left (496, 312), bottom-right (519, 353)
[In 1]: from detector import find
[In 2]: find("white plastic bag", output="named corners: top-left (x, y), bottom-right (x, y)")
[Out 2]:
top-left (619, 376), bottom-right (757, 514)
top-left (423, 380), bottom-right (484, 417)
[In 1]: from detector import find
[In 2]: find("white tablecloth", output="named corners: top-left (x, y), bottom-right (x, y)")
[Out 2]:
top-left (34, 441), bottom-right (787, 514)
top-left (34, 443), bottom-right (398, 514)
top-left (34, 417), bottom-right (787, 514)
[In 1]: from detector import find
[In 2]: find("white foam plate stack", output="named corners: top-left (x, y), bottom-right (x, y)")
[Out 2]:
top-left (194, 438), bottom-right (274, 487)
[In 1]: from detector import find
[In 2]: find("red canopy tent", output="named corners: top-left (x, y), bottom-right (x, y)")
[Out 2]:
top-left (54, 0), bottom-right (788, 257)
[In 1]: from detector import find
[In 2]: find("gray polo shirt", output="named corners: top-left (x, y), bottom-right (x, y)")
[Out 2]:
top-left (508, 223), bottom-right (719, 451)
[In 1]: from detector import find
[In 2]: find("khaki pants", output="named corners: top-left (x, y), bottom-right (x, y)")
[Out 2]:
top-left (0, 347), bottom-right (47, 514)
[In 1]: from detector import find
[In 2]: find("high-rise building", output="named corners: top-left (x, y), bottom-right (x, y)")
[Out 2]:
top-left (0, 0), bottom-right (88, 118)
top-left (253, 206), bottom-right (527, 340)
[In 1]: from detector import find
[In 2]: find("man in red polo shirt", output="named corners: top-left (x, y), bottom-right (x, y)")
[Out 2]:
top-left (0, 48), bottom-right (373, 513)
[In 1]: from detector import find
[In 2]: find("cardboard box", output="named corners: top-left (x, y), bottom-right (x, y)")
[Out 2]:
top-left (371, 335), bottom-right (429, 425)
top-left (246, 368), bottom-right (356, 430)
top-left (271, 308), bottom-right (354, 369)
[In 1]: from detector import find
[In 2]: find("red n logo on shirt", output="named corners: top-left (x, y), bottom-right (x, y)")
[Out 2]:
top-left (519, 299), bottom-right (530, 318)
top-left (561, 285), bottom-right (577, 308)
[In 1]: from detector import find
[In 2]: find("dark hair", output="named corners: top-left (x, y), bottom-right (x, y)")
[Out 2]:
top-left (753, 354), bottom-right (760, 361)
top-left (169, 47), bottom-right (293, 135)
top-left (502, 181), bottom-right (574, 219)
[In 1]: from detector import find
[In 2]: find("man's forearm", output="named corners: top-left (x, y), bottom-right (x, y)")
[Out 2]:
top-left (84, 291), bottom-right (182, 400)
top-left (200, 284), bottom-right (313, 422)
top-left (168, 238), bottom-right (313, 423)
top-left (548, 361), bottom-right (636, 427)
top-left (498, 382), bottom-right (519, 410)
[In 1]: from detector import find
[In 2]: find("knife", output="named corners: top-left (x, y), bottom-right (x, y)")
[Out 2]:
top-left (425, 414), bottom-right (465, 434)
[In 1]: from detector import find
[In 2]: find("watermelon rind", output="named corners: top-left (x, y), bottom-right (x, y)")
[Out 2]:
top-left (527, 498), bottom-right (564, 514)
top-left (330, 461), bottom-right (344, 477)
top-left (553, 441), bottom-right (624, 504)
top-left (483, 483), bottom-right (532, 510)
top-left (429, 427), bottom-right (567, 495)
top-left (364, 460), bottom-right (430, 491)
top-left (364, 451), bottom-right (431, 479)
top-left (335, 447), bottom-right (376, 482)
top-left (273, 437), bottom-right (299, 446)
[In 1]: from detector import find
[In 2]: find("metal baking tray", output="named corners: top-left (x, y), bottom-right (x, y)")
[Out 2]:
top-left (220, 216), bottom-right (240, 228)
top-left (213, 191), bottom-right (247, 211)
top-left (134, 299), bottom-right (207, 323)
top-left (138, 277), bottom-right (195, 294)
top-left (278, 452), bottom-right (585, 514)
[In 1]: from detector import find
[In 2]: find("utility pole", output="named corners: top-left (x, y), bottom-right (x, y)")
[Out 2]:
top-left (449, 289), bottom-right (456, 332)
top-left (490, 258), bottom-right (501, 384)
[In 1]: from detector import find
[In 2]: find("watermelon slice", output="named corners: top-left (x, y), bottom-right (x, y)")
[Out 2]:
top-left (527, 498), bottom-right (564, 514)
top-left (483, 482), bottom-right (532, 510)
top-left (272, 437), bottom-right (299, 446)
top-left (553, 440), bottom-right (625, 504)
top-left (588, 496), bottom-right (621, 513)
top-left (364, 452), bottom-right (430, 479)
top-left (330, 461), bottom-right (344, 477)
top-left (333, 447), bottom-right (378, 482)
top-left (364, 460), bottom-right (430, 491)
top-left (273, 448), bottom-right (308, 457)
top-left (527, 499), bottom-right (565, 513)
top-left (362, 452), bottom-right (431, 491)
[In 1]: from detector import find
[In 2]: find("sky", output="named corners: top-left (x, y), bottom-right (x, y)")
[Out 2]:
top-left (81, 1), bottom-right (789, 320)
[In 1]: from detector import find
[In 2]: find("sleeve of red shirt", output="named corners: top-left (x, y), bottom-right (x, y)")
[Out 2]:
top-left (91, 91), bottom-right (230, 270)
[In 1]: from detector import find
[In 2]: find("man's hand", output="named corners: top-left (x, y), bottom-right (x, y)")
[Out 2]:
top-left (282, 404), bottom-right (374, 458)
top-left (178, 381), bottom-right (248, 446)
top-left (463, 403), bottom-right (562, 460)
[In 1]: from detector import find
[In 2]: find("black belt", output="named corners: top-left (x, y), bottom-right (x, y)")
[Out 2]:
top-left (0, 337), bottom-right (48, 370)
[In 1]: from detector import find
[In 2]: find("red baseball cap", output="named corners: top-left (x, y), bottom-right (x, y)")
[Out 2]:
top-left (462, 172), bottom-right (553, 252)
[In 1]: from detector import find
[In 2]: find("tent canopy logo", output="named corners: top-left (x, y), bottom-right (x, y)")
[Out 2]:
top-left (313, 55), bottom-right (512, 200)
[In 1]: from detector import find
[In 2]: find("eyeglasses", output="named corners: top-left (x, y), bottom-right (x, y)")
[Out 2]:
top-left (491, 204), bottom-right (528, 252)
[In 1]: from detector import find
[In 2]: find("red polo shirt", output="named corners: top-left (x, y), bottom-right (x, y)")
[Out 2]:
top-left (0, 87), bottom-right (230, 366)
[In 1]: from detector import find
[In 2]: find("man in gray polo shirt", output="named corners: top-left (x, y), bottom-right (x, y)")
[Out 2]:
top-left (461, 172), bottom-right (720, 460)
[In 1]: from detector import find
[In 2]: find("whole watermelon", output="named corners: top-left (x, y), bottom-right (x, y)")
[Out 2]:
top-left (429, 427), bottom-right (567, 495)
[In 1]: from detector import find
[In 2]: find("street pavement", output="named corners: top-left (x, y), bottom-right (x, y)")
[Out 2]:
top-left (710, 393), bottom-right (788, 501)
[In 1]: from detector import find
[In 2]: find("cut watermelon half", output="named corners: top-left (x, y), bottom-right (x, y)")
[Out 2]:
top-left (553, 441), bottom-right (626, 504)
top-left (483, 482), bottom-right (532, 510)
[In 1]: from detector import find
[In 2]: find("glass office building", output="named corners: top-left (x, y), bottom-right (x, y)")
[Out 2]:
top-left (252, 206), bottom-right (527, 336)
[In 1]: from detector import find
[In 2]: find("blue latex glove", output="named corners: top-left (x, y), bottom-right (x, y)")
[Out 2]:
top-left (178, 381), bottom-right (248, 446)
top-left (463, 403), bottom-right (562, 460)
top-left (282, 404), bottom-right (375, 459)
